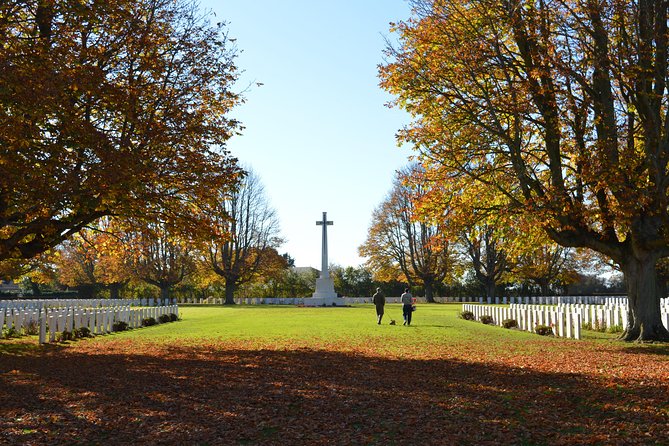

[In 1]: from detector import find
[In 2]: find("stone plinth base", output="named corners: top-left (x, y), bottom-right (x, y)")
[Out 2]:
top-left (304, 296), bottom-right (347, 307)
top-left (306, 277), bottom-right (344, 306)
top-left (313, 277), bottom-right (335, 296)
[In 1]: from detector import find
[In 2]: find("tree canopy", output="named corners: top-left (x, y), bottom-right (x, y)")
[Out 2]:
top-left (381, 0), bottom-right (669, 341)
top-left (208, 169), bottom-right (284, 304)
top-left (359, 165), bottom-right (456, 302)
top-left (0, 0), bottom-right (242, 262)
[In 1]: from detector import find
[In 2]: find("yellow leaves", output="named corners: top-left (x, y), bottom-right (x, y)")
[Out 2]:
top-left (0, 0), bottom-right (243, 263)
top-left (381, 0), bottom-right (664, 268)
top-left (51, 218), bottom-right (135, 287)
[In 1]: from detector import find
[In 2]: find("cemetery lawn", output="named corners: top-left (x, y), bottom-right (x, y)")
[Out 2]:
top-left (0, 304), bottom-right (667, 445)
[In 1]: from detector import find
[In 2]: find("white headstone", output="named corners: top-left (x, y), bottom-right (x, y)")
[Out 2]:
top-left (39, 312), bottom-right (46, 344)
top-left (48, 314), bottom-right (56, 342)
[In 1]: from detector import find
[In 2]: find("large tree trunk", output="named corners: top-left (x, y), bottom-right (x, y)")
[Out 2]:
top-left (621, 255), bottom-right (669, 342)
top-left (109, 283), bottom-right (122, 300)
top-left (159, 284), bottom-right (170, 302)
top-left (224, 277), bottom-right (236, 305)
top-left (424, 279), bottom-right (436, 303)
top-left (538, 279), bottom-right (550, 296)
top-left (484, 278), bottom-right (495, 299)
top-left (76, 284), bottom-right (96, 299)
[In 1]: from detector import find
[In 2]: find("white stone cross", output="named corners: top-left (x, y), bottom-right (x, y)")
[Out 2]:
top-left (316, 211), bottom-right (333, 278)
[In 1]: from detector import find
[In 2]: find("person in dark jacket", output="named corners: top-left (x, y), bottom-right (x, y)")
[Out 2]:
top-left (372, 287), bottom-right (385, 324)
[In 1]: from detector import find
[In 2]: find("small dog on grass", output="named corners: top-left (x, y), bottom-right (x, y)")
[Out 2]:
top-left (389, 320), bottom-right (396, 325)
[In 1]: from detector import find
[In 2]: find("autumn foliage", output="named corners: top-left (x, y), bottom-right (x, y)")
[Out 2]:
top-left (0, 0), bottom-right (241, 264)
top-left (380, 0), bottom-right (669, 340)
top-left (55, 219), bottom-right (133, 298)
top-left (359, 165), bottom-right (456, 302)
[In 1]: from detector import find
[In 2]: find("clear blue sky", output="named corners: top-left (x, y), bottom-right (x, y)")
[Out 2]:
top-left (201, 1), bottom-right (413, 269)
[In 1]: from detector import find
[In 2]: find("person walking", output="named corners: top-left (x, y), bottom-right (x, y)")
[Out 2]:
top-left (372, 287), bottom-right (385, 324)
top-left (401, 288), bottom-right (413, 326)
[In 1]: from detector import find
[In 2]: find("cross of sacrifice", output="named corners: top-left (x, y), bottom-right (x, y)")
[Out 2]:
top-left (316, 212), bottom-right (333, 278)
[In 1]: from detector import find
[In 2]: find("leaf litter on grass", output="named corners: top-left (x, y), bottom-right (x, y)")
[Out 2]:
top-left (0, 314), bottom-right (668, 445)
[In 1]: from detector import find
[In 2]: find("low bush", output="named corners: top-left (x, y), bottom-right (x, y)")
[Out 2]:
top-left (2, 327), bottom-right (19, 339)
top-left (502, 319), bottom-right (518, 329)
top-left (584, 320), bottom-right (608, 332)
top-left (480, 315), bottom-right (494, 325)
top-left (607, 324), bottom-right (624, 334)
top-left (23, 320), bottom-right (39, 336)
top-left (169, 313), bottom-right (178, 322)
top-left (60, 330), bottom-right (74, 342)
top-left (535, 324), bottom-right (554, 336)
top-left (459, 310), bottom-right (475, 321)
top-left (142, 317), bottom-right (157, 327)
top-left (112, 321), bottom-right (129, 332)
top-left (74, 326), bottom-right (92, 338)
top-left (158, 314), bottom-right (171, 324)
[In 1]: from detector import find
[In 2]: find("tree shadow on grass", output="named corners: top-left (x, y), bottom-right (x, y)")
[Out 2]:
top-left (0, 338), bottom-right (53, 356)
top-left (615, 344), bottom-right (669, 357)
top-left (0, 345), bottom-right (666, 445)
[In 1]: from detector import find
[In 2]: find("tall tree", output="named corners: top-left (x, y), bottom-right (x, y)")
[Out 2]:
top-left (209, 170), bottom-right (283, 304)
top-left (360, 165), bottom-right (455, 302)
top-left (130, 221), bottom-right (196, 300)
top-left (56, 235), bottom-right (100, 299)
top-left (461, 225), bottom-right (508, 299)
top-left (410, 164), bottom-right (512, 299)
top-left (510, 241), bottom-right (580, 296)
top-left (0, 0), bottom-right (241, 262)
top-left (381, 0), bottom-right (669, 341)
top-left (54, 219), bottom-right (134, 298)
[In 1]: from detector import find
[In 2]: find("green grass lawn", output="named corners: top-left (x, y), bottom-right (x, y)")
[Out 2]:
top-left (74, 303), bottom-right (639, 357)
top-left (2, 303), bottom-right (668, 445)
top-left (106, 303), bottom-right (541, 342)
top-left (0, 303), bottom-right (657, 358)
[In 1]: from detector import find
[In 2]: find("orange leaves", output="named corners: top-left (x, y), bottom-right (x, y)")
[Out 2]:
top-left (1, 333), bottom-right (669, 445)
top-left (359, 164), bottom-right (458, 295)
top-left (380, 2), bottom-right (669, 326)
top-left (53, 219), bottom-right (134, 289)
top-left (0, 0), bottom-right (243, 262)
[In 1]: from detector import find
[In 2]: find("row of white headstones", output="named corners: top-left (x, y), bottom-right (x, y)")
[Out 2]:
top-left (0, 298), bottom-right (176, 310)
top-left (463, 303), bottom-right (583, 339)
top-left (0, 303), bottom-right (179, 343)
top-left (178, 295), bottom-right (634, 305)
top-left (463, 298), bottom-right (669, 340)
top-left (473, 295), bottom-right (631, 305)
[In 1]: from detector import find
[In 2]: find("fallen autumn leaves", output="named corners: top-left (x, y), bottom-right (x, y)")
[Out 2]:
top-left (0, 337), bottom-right (668, 445)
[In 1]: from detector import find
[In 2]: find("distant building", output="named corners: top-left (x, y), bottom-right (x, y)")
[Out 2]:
top-left (291, 266), bottom-right (319, 276)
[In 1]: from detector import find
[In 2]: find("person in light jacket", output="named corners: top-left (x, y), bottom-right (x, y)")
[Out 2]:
top-left (401, 288), bottom-right (413, 326)
top-left (372, 287), bottom-right (385, 324)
